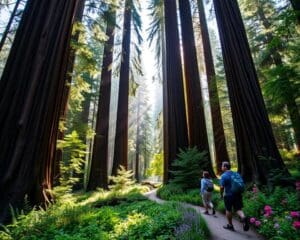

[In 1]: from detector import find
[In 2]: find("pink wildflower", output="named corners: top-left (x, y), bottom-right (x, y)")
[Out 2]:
top-left (290, 211), bottom-right (299, 218)
top-left (250, 217), bottom-right (256, 223)
top-left (264, 213), bottom-right (271, 218)
top-left (255, 220), bottom-right (261, 227)
top-left (264, 205), bottom-right (272, 215)
top-left (293, 221), bottom-right (300, 229)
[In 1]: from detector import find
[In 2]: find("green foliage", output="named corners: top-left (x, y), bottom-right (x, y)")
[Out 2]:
top-left (0, 189), bottom-right (210, 240)
top-left (55, 131), bottom-right (87, 195)
top-left (146, 152), bottom-right (163, 178)
top-left (170, 147), bottom-right (209, 189)
top-left (243, 186), bottom-right (300, 240)
top-left (108, 165), bottom-right (136, 193)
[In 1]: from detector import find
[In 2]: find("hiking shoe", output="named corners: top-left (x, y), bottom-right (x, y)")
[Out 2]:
top-left (212, 208), bottom-right (216, 215)
top-left (223, 224), bottom-right (235, 231)
top-left (202, 211), bottom-right (209, 215)
top-left (242, 217), bottom-right (249, 231)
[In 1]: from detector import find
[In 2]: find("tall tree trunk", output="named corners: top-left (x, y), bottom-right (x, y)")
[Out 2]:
top-left (290, 0), bottom-right (300, 22)
top-left (112, 0), bottom-right (132, 176)
top-left (87, 9), bottom-right (116, 190)
top-left (54, 0), bottom-right (86, 187)
top-left (163, 0), bottom-right (189, 183)
top-left (135, 96), bottom-right (141, 182)
top-left (197, 0), bottom-right (229, 174)
top-left (178, 0), bottom-right (215, 177)
top-left (0, 0), bottom-right (79, 223)
top-left (0, 0), bottom-right (21, 52)
top-left (213, 0), bottom-right (288, 184)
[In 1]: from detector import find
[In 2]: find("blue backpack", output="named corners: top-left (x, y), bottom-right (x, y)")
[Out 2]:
top-left (231, 172), bottom-right (245, 193)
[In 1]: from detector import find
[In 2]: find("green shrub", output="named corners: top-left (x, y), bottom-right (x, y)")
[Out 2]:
top-left (169, 147), bottom-right (209, 189)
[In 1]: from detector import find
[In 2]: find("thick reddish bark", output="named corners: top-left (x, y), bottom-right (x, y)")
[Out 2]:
top-left (197, 0), bottom-right (229, 174)
top-left (163, 0), bottom-right (189, 183)
top-left (112, 0), bottom-right (131, 176)
top-left (213, 0), bottom-right (288, 183)
top-left (87, 9), bottom-right (116, 190)
top-left (178, 0), bottom-right (215, 177)
top-left (0, 0), bottom-right (79, 223)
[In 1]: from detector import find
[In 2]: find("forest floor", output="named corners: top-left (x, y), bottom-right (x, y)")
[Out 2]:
top-left (144, 190), bottom-right (265, 240)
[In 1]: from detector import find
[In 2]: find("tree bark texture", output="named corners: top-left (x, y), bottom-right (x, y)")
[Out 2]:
top-left (0, 0), bottom-right (79, 223)
top-left (213, 0), bottom-right (288, 184)
top-left (54, 0), bottom-right (86, 188)
top-left (87, 9), bottom-right (116, 190)
top-left (178, 0), bottom-right (215, 177)
top-left (112, 0), bottom-right (131, 176)
top-left (197, 0), bottom-right (229, 174)
top-left (163, 0), bottom-right (189, 183)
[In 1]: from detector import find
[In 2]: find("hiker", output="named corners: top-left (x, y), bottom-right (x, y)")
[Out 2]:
top-left (220, 161), bottom-right (249, 231)
top-left (200, 171), bottom-right (215, 215)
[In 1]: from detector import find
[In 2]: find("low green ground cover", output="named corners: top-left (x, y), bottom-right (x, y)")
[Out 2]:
top-left (0, 190), bottom-right (210, 240)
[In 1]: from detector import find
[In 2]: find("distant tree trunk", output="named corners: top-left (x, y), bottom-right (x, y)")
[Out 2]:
top-left (163, 0), bottom-right (189, 183)
top-left (87, 9), bottom-right (116, 190)
top-left (197, 0), bottom-right (229, 174)
top-left (290, 0), bottom-right (300, 22)
top-left (112, 0), bottom-right (132, 176)
top-left (54, 0), bottom-right (86, 187)
top-left (213, 0), bottom-right (288, 184)
top-left (178, 0), bottom-right (215, 177)
top-left (0, 0), bottom-right (79, 223)
top-left (0, 0), bottom-right (21, 52)
top-left (135, 97), bottom-right (141, 182)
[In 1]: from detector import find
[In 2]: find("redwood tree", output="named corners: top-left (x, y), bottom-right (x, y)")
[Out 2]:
top-left (112, 0), bottom-right (132, 176)
top-left (197, 0), bottom-right (229, 174)
top-left (178, 0), bottom-right (215, 177)
top-left (0, 0), bottom-right (79, 222)
top-left (87, 8), bottom-right (116, 190)
top-left (213, 0), bottom-right (288, 184)
top-left (163, 0), bottom-right (189, 183)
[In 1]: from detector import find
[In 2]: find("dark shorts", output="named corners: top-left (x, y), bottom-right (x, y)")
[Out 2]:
top-left (224, 194), bottom-right (243, 212)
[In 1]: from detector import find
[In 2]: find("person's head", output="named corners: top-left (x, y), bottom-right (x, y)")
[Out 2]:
top-left (203, 171), bottom-right (210, 179)
top-left (221, 161), bottom-right (231, 171)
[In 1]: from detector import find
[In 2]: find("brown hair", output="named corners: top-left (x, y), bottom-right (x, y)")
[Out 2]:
top-left (203, 171), bottom-right (210, 178)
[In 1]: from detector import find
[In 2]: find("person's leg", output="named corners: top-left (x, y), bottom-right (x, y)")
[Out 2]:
top-left (226, 210), bottom-right (233, 225)
top-left (223, 196), bottom-right (234, 230)
top-left (202, 194), bottom-right (209, 214)
top-left (234, 194), bottom-right (249, 231)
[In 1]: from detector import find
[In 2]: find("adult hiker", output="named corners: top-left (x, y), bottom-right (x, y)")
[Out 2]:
top-left (220, 161), bottom-right (249, 231)
top-left (200, 171), bottom-right (215, 215)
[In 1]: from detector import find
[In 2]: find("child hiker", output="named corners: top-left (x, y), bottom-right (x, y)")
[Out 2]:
top-left (200, 171), bottom-right (215, 215)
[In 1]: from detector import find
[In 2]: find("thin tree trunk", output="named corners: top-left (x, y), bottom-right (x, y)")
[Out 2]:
top-left (112, 0), bottom-right (131, 176)
top-left (213, 0), bottom-right (288, 184)
top-left (163, 0), bottom-right (189, 183)
top-left (87, 9), bottom-right (116, 190)
top-left (197, 0), bottom-right (229, 174)
top-left (135, 97), bottom-right (140, 182)
top-left (178, 0), bottom-right (215, 177)
top-left (290, 0), bottom-right (300, 22)
top-left (0, 0), bottom-right (21, 52)
top-left (0, 0), bottom-right (79, 223)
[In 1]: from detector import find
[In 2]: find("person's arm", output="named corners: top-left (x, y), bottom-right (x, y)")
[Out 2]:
top-left (200, 178), bottom-right (205, 194)
top-left (220, 177), bottom-right (225, 198)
